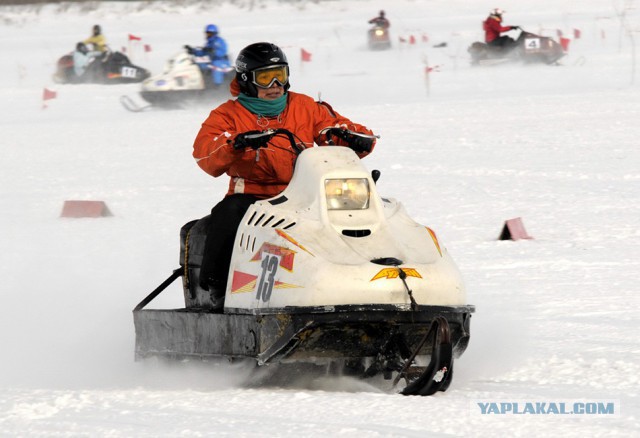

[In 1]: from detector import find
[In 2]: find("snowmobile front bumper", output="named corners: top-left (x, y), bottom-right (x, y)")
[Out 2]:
top-left (133, 303), bottom-right (474, 365)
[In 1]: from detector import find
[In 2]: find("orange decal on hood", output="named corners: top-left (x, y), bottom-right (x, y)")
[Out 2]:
top-left (250, 242), bottom-right (297, 271)
top-left (426, 227), bottom-right (442, 257)
top-left (276, 229), bottom-right (314, 256)
top-left (231, 271), bottom-right (257, 293)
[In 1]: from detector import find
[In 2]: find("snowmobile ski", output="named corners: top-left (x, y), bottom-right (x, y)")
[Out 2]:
top-left (120, 95), bottom-right (152, 113)
top-left (394, 316), bottom-right (454, 395)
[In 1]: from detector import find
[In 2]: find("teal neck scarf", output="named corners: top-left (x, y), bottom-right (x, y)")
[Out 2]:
top-left (237, 93), bottom-right (287, 116)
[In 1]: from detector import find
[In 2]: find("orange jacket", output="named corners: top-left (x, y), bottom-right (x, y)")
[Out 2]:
top-left (193, 91), bottom-right (376, 198)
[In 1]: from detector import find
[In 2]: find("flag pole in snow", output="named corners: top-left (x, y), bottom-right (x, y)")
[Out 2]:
top-left (128, 33), bottom-right (142, 60)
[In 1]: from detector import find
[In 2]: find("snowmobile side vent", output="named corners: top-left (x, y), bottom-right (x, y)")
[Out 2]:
top-left (371, 257), bottom-right (403, 266)
top-left (261, 215), bottom-right (274, 227)
top-left (283, 222), bottom-right (296, 230)
top-left (254, 213), bottom-right (266, 226)
top-left (272, 218), bottom-right (285, 227)
top-left (247, 211), bottom-right (257, 225)
top-left (269, 196), bottom-right (288, 205)
top-left (240, 233), bottom-right (253, 251)
top-left (342, 229), bottom-right (371, 238)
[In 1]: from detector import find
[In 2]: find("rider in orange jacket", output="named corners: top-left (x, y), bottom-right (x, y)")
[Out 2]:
top-left (192, 42), bottom-right (376, 308)
top-left (483, 8), bottom-right (519, 47)
top-left (194, 87), bottom-right (373, 199)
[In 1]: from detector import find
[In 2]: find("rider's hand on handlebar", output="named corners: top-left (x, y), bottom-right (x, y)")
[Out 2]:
top-left (325, 128), bottom-right (375, 153)
top-left (233, 130), bottom-right (273, 150)
top-left (184, 45), bottom-right (195, 54)
top-left (346, 135), bottom-right (375, 153)
top-left (511, 26), bottom-right (520, 31)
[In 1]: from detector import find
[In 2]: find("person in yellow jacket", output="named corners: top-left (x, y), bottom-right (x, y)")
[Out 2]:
top-left (84, 24), bottom-right (108, 52)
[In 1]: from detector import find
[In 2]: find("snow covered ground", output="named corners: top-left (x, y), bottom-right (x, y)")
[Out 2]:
top-left (1, 0), bottom-right (639, 436)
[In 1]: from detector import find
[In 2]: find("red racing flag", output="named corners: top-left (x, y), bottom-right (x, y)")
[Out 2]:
top-left (300, 48), bottom-right (312, 62)
top-left (128, 34), bottom-right (142, 41)
top-left (42, 87), bottom-right (57, 109)
top-left (43, 88), bottom-right (57, 101)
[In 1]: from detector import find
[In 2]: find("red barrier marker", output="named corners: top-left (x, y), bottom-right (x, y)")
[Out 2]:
top-left (60, 200), bottom-right (112, 218)
top-left (499, 217), bottom-right (533, 241)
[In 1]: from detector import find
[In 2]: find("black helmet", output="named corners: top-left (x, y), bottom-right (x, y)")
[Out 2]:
top-left (93, 24), bottom-right (101, 35)
top-left (76, 42), bottom-right (88, 54)
top-left (235, 42), bottom-right (290, 97)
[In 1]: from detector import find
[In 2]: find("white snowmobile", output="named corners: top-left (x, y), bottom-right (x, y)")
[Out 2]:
top-left (133, 129), bottom-right (474, 395)
top-left (120, 49), bottom-right (233, 112)
top-left (468, 28), bottom-right (565, 66)
top-left (368, 25), bottom-right (392, 50)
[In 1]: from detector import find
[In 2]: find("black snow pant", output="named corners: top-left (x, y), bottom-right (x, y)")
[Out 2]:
top-left (199, 194), bottom-right (260, 290)
top-left (488, 36), bottom-right (516, 48)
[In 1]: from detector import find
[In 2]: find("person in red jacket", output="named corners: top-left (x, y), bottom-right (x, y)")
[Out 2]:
top-left (193, 42), bottom-right (376, 308)
top-left (483, 8), bottom-right (519, 47)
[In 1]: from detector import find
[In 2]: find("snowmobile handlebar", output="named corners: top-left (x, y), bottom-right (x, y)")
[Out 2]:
top-left (322, 127), bottom-right (379, 153)
top-left (243, 129), bottom-right (290, 142)
top-left (238, 128), bottom-right (303, 153)
top-left (321, 127), bottom-right (379, 145)
top-left (239, 128), bottom-right (379, 155)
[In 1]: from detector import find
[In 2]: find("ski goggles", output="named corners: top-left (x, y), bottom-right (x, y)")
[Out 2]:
top-left (252, 65), bottom-right (289, 88)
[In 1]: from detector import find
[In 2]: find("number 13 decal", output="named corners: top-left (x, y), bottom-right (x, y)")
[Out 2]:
top-left (256, 253), bottom-right (280, 302)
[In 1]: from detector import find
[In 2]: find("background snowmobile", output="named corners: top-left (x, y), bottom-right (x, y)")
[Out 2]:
top-left (368, 25), bottom-right (392, 50)
top-left (53, 50), bottom-right (150, 84)
top-left (468, 29), bottom-right (564, 65)
top-left (120, 49), bottom-right (234, 112)
top-left (133, 128), bottom-right (475, 396)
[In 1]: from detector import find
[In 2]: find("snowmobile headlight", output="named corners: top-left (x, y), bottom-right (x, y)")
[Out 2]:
top-left (375, 29), bottom-right (385, 36)
top-left (325, 178), bottom-right (370, 210)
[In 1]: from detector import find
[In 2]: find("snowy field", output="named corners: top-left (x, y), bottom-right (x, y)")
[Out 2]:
top-left (1, 0), bottom-right (639, 436)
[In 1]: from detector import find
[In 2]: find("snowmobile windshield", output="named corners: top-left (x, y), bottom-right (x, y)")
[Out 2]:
top-left (325, 178), bottom-right (370, 210)
top-left (252, 65), bottom-right (289, 88)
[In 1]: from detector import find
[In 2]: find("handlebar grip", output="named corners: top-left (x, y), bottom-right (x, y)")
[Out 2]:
top-left (244, 129), bottom-right (275, 140)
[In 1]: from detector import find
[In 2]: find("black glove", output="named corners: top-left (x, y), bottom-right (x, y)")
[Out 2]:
top-left (348, 135), bottom-right (375, 153)
top-left (511, 26), bottom-right (520, 31)
top-left (184, 45), bottom-right (194, 54)
top-left (326, 128), bottom-right (375, 153)
top-left (233, 130), bottom-right (272, 150)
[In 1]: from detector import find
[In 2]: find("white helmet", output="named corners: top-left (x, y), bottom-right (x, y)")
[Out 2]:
top-left (490, 8), bottom-right (504, 17)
